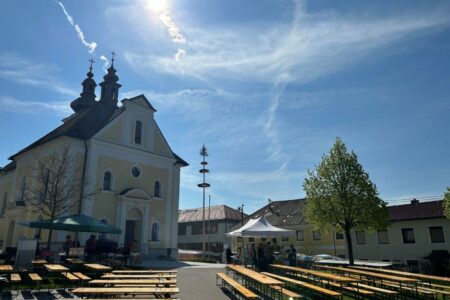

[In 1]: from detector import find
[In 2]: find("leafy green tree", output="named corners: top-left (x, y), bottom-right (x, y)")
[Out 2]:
top-left (444, 188), bottom-right (450, 218)
top-left (303, 137), bottom-right (388, 265)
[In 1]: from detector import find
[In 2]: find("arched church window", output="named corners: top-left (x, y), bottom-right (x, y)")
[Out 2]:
top-left (0, 192), bottom-right (7, 216)
top-left (151, 222), bottom-right (160, 241)
top-left (103, 171), bottom-right (112, 191)
top-left (135, 120), bottom-right (142, 145)
top-left (154, 180), bottom-right (161, 198)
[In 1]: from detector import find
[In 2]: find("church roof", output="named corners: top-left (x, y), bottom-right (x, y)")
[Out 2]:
top-left (0, 161), bottom-right (16, 173)
top-left (8, 97), bottom-right (187, 166)
top-left (122, 94), bottom-right (157, 111)
top-left (9, 101), bottom-right (119, 160)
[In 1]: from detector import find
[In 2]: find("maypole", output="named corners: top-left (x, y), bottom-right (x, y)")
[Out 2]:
top-left (197, 145), bottom-right (210, 259)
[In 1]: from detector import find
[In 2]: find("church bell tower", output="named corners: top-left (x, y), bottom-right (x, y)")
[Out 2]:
top-left (99, 52), bottom-right (122, 107)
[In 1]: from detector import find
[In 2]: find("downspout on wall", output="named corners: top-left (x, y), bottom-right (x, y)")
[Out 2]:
top-left (78, 140), bottom-right (89, 214)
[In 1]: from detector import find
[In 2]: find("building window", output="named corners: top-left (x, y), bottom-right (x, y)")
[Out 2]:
top-left (151, 223), bottom-right (160, 241)
top-left (312, 230), bottom-right (321, 241)
top-left (131, 166), bottom-right (141, 178)
top-left (178, 224), bottom-right (186, 235)
top-left (296, 230), bottom-right (304, 241)
top-left (191, 223), bottom-right (203, 235)
top-left (249, 237), bottom-right (255, 242)
top-left (134, 120), bottom-right (142, 145)
top-left (429, 226), bottom-right (445, 243)
top-left (282, 237), bottom-right (289, 242)
top-left (206, 223), bottom-right (218, 234)
top-left (335, 232), bottom-right (344, 240)
top-left (17, 178), bottom-right (26, 206)
top-left (0, 192), bottom-right (7, 216)
top-left (103, 171), bottom-right (112, 191)
top-left (402, 228), bottom-right (416, 244)
top-left (355, 231), bottom-right (366, 244)
top-left (272, 238), bottom-right (277, 244)
top-left (377, 230), bottom-right (389, 244)
top-left (154, 180), bottom-right (161, 198)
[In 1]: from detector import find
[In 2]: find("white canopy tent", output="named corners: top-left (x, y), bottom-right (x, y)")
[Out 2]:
top-left (226, 217), bottom-right (295, 238)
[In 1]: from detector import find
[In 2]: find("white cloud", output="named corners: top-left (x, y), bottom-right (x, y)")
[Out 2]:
top-left (0, 53), bottom-right (78, 97)
top-left (0, 96), bottom-right (71, 115)
top-left (55, 0), bottom-right (97, 54)
top-left (124, 4), bottom-right (450, 172)
top-left (125, 8), bottom-right (450, 84)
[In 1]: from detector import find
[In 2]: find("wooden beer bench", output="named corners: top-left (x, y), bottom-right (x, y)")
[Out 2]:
top-left (89, 278), bottom-right (177, 286)
top-left (216, 272), bottom-right (258, 299)
top-left (261, 272), bottom-right (342, 298)
top-left (72, 286), bottom-right (179, 298)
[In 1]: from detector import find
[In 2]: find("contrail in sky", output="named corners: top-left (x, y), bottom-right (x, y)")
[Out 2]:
top-left (146, 0), bottom-right (186, 60)
top-left (55, 0), bottom-right (97, 54)
top-left (100, 55), bottom-right (109, 73)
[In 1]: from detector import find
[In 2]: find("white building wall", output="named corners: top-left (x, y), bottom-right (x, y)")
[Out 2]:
top-left (353, 218), bottom-right (450, 263)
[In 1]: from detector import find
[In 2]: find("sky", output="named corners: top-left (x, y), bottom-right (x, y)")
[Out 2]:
top-left (0, 0), bottom-right (449, 214)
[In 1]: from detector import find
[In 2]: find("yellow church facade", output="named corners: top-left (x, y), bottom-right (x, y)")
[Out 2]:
top-left (0, 60), bottom-right (187, 258)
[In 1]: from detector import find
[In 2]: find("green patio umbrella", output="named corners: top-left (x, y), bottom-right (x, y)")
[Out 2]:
top-left (19, 214), bottom-right (122, 234)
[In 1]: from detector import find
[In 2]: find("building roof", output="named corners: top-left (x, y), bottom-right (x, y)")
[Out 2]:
top-left (242, 199), bottom-right (308, 228)
top-left (5, 95), bottom-right (187, 167)
top-left (388, 200), bottom-right (444, 221)
top-left (234, 198), bottom-right (445, 230)
top-left (178, 205), bottom-right (247, 223)
top-left (0, 161), bottom-right (16, 173)
top-left (9, 101), bottom-right (119, 160)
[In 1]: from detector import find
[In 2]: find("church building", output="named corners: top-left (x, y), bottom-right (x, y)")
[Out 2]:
top-left (0, 59), bottom-right (187, 258)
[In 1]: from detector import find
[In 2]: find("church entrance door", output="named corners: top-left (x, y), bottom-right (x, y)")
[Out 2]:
top-left (124, 208), bottom-right (143, 247)
top-left (124, 220), bottom-right (136, 244)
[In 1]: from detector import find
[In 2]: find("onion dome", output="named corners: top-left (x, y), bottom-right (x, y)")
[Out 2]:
top-left (70, 59), bottom-right (97, 113)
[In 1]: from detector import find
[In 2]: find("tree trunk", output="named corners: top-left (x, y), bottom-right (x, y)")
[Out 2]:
top-left (46, 195), bottom-right (57, 250)
top-left (46, 228), bottom-right (53, 250)
top-left (344, 227), bottom-right (354, 265)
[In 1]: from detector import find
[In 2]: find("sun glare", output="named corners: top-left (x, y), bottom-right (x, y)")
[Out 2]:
top-left (145, 0), bottom-right (168, 14)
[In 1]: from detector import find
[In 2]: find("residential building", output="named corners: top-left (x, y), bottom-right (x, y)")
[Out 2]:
top-left (0, 61), bottom-right (187, 258)
top-left (230, 199), bottom-right (347, 257)
top-left (353, 199), bottom-right (449, 267)
top-left (178, 205), bottom-right (245, 253)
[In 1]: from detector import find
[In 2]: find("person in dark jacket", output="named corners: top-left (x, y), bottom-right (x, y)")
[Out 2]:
top-left (288, 244), bottom-right (297, 266)
top-left (85, 235), bottom-right (96, 261)
top-left (226, 246), bottom-right (233, 264)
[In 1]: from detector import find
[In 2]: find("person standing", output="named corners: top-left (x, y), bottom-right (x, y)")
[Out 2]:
top-left (85, 235), bottom-right (96, 261)
top-left (257, 243), bottom-right (264, 270)
top-left (226, 246), bottom-right (232, 264)
top-left (34, 235), bottom-right (41, 259)
top-left (288, 244), bottom-right (297, 266)
top-left (62, 235), bottom-right (74, 255)
top-left (249, 243), bottom-right (257, 269)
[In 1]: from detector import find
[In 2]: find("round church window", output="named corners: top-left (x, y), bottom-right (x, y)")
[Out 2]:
top-left (131, 166), bottom-right (141, 178)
